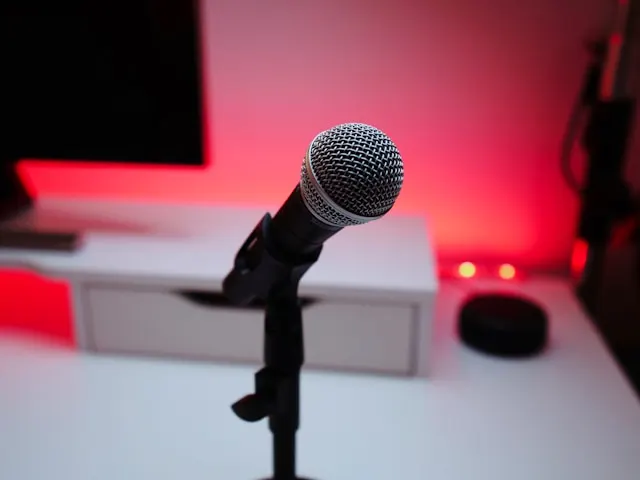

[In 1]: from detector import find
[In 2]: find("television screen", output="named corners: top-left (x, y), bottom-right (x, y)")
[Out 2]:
top-left (0, 0), bottom-right (205, 166)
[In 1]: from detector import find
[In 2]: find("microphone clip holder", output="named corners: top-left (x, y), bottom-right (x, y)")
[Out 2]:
top-left (223, 213), bottom-right (320, 480)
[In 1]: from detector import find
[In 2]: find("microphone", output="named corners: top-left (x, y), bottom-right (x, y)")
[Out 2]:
top-left (222, 123), bottom-right (404, 479)
top-left (223, 122), bottom-right (404, 305)
top-left (265, 122), bottom-right (404, 263)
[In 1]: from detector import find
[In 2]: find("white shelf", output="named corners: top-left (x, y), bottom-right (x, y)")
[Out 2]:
top-left (0, 197), bottom-right (437, 294)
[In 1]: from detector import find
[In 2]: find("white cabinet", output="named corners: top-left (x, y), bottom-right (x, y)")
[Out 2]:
top-left (86, 285), bottom-right (417, 374)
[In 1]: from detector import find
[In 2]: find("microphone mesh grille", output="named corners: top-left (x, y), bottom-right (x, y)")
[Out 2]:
top-left (301, 123), bottom-right (404, 226)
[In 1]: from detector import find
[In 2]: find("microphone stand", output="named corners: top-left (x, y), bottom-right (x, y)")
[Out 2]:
top-left (223, 213), bottom-right (319, 480)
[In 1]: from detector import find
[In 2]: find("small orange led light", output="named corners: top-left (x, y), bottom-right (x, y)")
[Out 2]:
top-left (458, 262), bottom-right (476, 279)
top-left (498, 263), bottom-right (516, 280)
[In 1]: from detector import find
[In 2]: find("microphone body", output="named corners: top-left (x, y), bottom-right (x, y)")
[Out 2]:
top-left (267, 185), bottom-right (342, 262)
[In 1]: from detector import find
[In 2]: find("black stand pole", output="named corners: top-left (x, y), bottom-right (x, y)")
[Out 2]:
top-left (223, 214), bottom-right (318, 480)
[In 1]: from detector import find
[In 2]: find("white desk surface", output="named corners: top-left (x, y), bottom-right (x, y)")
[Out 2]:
top-left (1, 278), bottom-right (640, 480)
top-left (0, 197), bottom-right (436, 301)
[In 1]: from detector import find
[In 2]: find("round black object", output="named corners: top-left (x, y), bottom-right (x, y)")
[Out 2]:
top-left (458, 293), bottom-right (548, 358)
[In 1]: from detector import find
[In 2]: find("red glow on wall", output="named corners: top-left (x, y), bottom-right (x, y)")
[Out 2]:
top-left (0, 270), bottom-right (74, 347)
top-left (610, 33), bottom-right (623, 46)
top-left (571, 239), bottom-right (589, 277)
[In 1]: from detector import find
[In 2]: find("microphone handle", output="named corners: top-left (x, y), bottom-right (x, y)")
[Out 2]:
top-left (267, 185), bottom-right (342, 262)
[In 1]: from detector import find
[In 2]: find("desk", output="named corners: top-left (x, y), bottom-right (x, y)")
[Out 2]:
top-left (1, 279), bottom-right (640, 480)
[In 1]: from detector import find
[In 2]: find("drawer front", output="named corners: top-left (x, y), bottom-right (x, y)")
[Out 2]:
top-left (86, 286), bottom-right (415, 375)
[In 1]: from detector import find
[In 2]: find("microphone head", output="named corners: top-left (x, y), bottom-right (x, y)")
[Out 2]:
top-left (300, 123), bottom-right (404, 227)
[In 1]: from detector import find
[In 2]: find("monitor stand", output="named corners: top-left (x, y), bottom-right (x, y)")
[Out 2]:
top-left (0, 160), bottom-right (82, 251)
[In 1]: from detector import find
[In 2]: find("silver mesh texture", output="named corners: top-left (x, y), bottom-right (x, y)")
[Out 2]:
top-left (300, 123), bottom-right (404, 227)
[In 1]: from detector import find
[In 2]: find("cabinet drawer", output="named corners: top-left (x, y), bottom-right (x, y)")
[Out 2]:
top-left (86, 286), bottom-right (416, 375)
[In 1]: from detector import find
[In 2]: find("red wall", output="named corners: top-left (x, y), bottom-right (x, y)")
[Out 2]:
top-left (2, 0), bottom-right (610, 343)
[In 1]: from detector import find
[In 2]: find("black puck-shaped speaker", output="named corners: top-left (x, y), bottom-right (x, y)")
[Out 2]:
top-left (458, 293), bottom-right (548, 358)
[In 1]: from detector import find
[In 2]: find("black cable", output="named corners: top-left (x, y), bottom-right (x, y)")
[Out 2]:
top-left (560, 96), bottom-right (587, 194)
top-left (560, 40), bottom-right (606, 195)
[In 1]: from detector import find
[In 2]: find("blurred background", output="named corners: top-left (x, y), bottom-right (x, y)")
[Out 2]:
top-left (1, 0), bottom-right (638, 387)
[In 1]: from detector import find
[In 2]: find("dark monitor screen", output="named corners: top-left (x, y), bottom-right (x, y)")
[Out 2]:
top-left (0, 0), bottom-right (205, 166)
